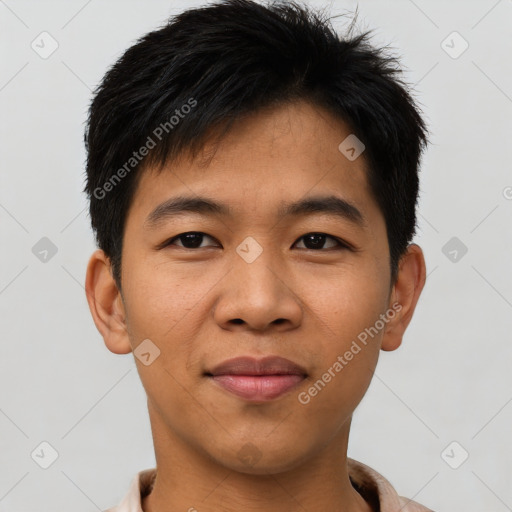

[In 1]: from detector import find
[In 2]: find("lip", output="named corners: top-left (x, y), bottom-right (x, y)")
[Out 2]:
top-left (206, 356), bottom-right (307, 402)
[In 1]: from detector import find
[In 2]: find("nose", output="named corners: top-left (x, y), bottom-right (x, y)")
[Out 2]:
top-left (212, 249), bottom-right (303, 332)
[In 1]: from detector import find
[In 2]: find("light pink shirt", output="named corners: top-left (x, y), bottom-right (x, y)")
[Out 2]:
top-left (104, 458), bottom-right (434, 512)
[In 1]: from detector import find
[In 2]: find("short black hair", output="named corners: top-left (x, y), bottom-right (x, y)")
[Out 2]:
top-left (84, 0), bottom-right (429, 288)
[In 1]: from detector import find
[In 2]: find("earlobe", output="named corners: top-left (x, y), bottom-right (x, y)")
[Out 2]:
top-left (380, 243), bottom-right (426, 352)
top-left (85, 249), bottom-right (132, 355)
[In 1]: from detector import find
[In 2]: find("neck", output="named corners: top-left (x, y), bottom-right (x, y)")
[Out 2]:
top-left (141, 402), bottom-right (373, 512)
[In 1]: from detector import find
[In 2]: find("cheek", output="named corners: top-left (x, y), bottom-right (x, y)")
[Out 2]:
top-left (120, 266), bottom-right (208, 419)
top-left (299, 264), bottom-right (387, 405)
top-left (122, 259), bottom-right (213, 343)
top-left (303, 259), bottom-right (389, 344)
top-left (299, 298), bottom-right (383, 430)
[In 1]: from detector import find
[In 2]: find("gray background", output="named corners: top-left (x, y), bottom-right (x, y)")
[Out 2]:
top-left (1, 0), bottom-right (511, 510)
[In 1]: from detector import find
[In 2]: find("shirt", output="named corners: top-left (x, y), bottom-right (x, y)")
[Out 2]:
top-left (103, 458), bottom-right (434, 512)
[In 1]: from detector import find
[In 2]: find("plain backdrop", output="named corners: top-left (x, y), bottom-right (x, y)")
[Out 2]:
top-left (1, 0), bottom-right (511, 511)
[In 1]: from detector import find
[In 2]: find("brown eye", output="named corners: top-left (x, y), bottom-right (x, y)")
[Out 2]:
top-left (165, 232), bottom-right (218, 249)
top-left (293, 233), bottom-right (348, 250)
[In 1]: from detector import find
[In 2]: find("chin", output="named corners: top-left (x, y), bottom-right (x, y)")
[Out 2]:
top-left (212, 439), bottom-right (313, 476)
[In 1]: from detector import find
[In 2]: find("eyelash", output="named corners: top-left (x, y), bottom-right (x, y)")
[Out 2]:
top-left (159, 231), bottom-right (352, 251)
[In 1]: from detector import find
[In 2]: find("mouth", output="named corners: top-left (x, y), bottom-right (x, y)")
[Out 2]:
top-left (205, 356), bottom-right (307, 402)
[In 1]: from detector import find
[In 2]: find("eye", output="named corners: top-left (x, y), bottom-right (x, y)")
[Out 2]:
top-left (293, 232), bottom-right (349, 251)
top-left (160, 231), bottom-right (350, 251)
top-left (163, 231), bottom-right (219, 249)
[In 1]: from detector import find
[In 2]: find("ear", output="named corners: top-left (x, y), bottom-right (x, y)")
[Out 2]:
top-left (85, 249), bottom-right (132, 354)
top-left (381, 243), bottom-right (426, 352)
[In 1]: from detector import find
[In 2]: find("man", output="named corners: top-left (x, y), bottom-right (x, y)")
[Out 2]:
top-left (84, 1), bottom-right (433, 510)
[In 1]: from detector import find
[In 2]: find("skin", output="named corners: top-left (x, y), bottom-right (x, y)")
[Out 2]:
top-left (86, 99), bottom-right (426, 512)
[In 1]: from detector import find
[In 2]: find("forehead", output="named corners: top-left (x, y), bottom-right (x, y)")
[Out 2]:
top-left (128, 100), bottom-right (382, 231)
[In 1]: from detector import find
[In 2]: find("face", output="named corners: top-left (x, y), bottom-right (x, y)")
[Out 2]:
top-left (89, 99), bottom-right (420, 475)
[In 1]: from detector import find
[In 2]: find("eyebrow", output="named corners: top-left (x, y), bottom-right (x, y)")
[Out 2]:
top-left (144, 194), bottom-right (367, 229)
